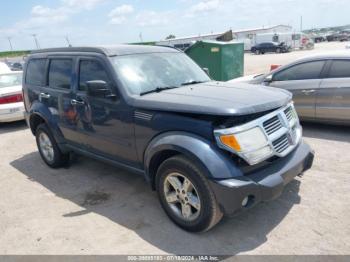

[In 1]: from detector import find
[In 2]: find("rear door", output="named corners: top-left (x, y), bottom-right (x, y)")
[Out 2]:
top-left (269, 60), bottom-right (326, 120)
top-left (41, 57), bottom-right (76, 140)
top-left (316, 59), bottom-right (350, 122)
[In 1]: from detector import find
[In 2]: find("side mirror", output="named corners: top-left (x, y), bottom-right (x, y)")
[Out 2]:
top-left (264, 75), bottom-right (273, 83)
top-left (86, 80), bottom-right (112, 97)
top-left (203, 68), bottom-right (210, 76)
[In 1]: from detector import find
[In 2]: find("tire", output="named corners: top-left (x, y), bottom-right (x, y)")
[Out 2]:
top-left (156, 155), bottom-right (223, 232)
top-left (276, 48), bottom-right (281, 53)
top-left (36, 123), bottom-right (70, 168)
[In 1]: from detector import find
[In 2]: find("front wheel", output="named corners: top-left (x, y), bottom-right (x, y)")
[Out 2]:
top-left (156, 156), bottom-right (223, 232)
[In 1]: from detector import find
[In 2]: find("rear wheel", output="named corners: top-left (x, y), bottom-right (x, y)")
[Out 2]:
top-left (36, 123), bottom-right (69, 168)
top-left (156, 155), bottom-right (223, 232)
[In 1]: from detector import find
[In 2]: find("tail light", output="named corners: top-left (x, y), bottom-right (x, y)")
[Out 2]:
top-left (0, 93), bottom-right (23, 105)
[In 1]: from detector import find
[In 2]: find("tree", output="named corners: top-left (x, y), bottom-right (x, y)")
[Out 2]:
top-left (165, 34), bottom-right (176, 40)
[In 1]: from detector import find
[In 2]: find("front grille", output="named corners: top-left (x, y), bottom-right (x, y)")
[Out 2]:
top-left (284, 106), bottom-right (294, 122)
top-left (263, 115), bottom-right (282, 135)
top-left (272, 134), bottom-right (290, 153)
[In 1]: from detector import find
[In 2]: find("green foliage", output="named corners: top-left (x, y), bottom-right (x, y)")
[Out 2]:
top-left (0, 50), bottom-right (30, 58)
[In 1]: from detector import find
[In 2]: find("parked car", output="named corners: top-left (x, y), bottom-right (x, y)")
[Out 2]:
top-left (228, 52), bottom-right (350, 125)
top-left (0, 62), bottom-right (11, 74)
top-left (10, 62), bottom-right (24, 71)
top-left (0, 71), bottom-right (25, 123)
top-left (251, 42), bottom-right (290, 55)
top-left (23, 46), bottom-right (314, 232)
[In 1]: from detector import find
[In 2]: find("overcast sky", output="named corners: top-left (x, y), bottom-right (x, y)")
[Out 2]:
top-left (0, 0), bottom-right (349, 51)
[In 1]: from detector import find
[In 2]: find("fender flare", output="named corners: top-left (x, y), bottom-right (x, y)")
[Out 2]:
top-left (144, 131), bottom-right (243, 186)
top-left (28, 101), bottom-right (66, 145)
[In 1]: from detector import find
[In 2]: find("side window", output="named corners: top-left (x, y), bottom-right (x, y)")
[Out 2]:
top-left (328, 60), bottom-right (350, 78)
top-left (48, 59), bottom-right (72, 89)
top-left (79, 60), bottom-right (110, 91)
top-left (274, 61), bottom-right (325, 81)
top-left (26, 59), bottom-right (46, 85)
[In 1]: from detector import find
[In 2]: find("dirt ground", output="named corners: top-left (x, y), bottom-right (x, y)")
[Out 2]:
top-left (244, 41), bottom-right (349, 75)
top-left (0, 42), bottom-right (350, 255)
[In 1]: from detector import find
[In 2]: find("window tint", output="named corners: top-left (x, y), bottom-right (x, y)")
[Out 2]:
top-left (328, 60), bottom-right (350, 78)
top-left (26, 59), bottom-right (46, 85)
top-left (79, 60), bottom-right (110, 91)
top-left (274, 61), bottom-right (325, 81)
top-left (48, 59), bottom-right (72, 89)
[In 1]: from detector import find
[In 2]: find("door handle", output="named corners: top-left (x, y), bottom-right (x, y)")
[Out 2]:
top-left (302, 90), bottom-right (315, 94)
top-left (71, 99), bottom-right (85, 106)
top-left (39, 93), bottom-right (51, 99)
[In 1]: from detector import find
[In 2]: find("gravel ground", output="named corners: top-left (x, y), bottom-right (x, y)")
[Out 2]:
top-left (244, 41), bottom-right (349, 75)
top-left (0, 42), bottom-right (349, 255)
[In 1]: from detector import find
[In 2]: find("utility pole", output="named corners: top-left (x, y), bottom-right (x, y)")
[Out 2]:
top-left (65, 36), bottom-right (72, 47)
top-left (300, 16), bottom-right (303, 32)
top-left (7, 37), bottom-right (13, 51)
top-left (31, 34), bottom-right (40, 49)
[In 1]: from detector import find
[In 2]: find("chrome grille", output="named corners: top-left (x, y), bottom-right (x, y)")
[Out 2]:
top-left (263, 115), bottom-right (282, 135)
top-left (214, 103), bottom-right (302, 166)
top-left (284, 106), bottom-right (294, 122)
top-left (272, 134), bottom-right (290, 153)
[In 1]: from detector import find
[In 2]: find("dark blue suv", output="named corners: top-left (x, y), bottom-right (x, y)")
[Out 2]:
top-left (23, 45), bottom-right (314, 232)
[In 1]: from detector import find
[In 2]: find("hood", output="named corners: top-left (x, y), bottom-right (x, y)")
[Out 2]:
top-left (131, 81), bottom-right (292, 116)
top-left (228, 74), bottom-right (267, 85)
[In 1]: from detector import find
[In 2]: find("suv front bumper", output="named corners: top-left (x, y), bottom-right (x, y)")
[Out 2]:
top-left (209, 140), bottom-right (314, 216)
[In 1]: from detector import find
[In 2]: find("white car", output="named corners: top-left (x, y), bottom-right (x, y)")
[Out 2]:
top-left (0, 62), bottom-right (11, 74)
top-left (0, 71), bottom-right (25, 123)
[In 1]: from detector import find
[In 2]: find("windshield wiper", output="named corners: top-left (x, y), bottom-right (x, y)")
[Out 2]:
top-left (181, 80), bottom-right (207, 86)
top-left (140, 86), bottom-right (179, 96)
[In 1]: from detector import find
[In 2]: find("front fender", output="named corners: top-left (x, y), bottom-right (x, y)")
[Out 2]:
top-left (28, 101), bottom-right (66, 145)
top-left (144, 131), bottom-right (243, 181)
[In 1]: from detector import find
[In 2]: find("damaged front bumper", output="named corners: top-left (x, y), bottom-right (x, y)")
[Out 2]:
top-left (209, 140), bottom-right (314, 216)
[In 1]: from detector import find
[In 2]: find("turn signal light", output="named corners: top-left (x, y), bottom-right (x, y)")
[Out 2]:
top-left (219, 134), bottom-right (241, 152)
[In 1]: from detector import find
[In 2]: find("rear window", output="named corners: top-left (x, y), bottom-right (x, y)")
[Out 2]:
top-left (48, 59), bottom-right (72, 89)
top-left (328, 60), bottom-right (350, 78)
top-left (274, 61), bottom-right (325, 81)
top-left (26, 59), bottom-right (46, 85)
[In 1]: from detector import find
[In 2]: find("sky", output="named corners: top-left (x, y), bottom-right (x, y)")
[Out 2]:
top-left (0, 0), bottom-right (349, 51)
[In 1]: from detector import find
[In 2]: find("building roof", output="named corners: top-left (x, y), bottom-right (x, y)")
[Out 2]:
top-left (232, 25), bottom-right (292, 34)
top-left (157, 31), bottom-right (228, 43)
top-left (30, 45), bottom-right (179, 57)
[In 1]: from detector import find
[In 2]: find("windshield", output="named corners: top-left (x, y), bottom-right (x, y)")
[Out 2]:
top-left (111, 52), bottom-right (211, 95)
top-left (0, 73), bottom-right (23, 88)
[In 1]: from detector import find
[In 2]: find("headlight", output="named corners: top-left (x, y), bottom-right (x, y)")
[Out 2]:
top-left (216, 127), bottom-right (274, 165)
top-left (219, 127), bottom-right (268, 152)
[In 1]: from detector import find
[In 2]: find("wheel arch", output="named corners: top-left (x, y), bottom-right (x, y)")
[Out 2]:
top-left (144, 131), bottom-right (243, 190)
top-left (28, 101), bottom-right (66, 146)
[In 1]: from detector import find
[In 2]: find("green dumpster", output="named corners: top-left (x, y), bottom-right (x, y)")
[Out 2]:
top-left (185, 40), bottom-right (244, 81)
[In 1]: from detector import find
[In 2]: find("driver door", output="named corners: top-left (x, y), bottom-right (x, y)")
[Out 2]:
top-left (71, 57), bottom-right (138, 165)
